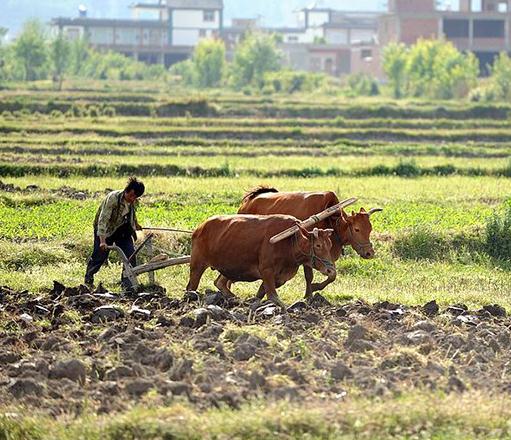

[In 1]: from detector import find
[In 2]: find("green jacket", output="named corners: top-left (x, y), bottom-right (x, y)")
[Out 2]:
top-left (93, 190), bottom-right (138, 239)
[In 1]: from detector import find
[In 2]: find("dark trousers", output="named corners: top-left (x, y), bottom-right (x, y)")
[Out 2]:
top-left (85, 228), bottom-right (136, 288)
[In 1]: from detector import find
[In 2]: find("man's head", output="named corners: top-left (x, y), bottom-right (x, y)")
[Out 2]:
top-left (124, 177), bottom-right (145, 204)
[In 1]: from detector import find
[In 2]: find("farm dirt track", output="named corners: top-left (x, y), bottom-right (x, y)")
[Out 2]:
top-left (1, 282), bottom-right (510, 416)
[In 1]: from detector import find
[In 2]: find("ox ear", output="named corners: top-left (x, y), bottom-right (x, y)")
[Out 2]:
top-left (295, 224), bottom-right (311, 252)
top-left (360, 207), bottom-right (366, 213)
top-left (351, 210), bottom-right (356, 217)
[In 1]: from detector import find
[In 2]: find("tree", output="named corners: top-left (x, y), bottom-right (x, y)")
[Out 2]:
top-left (489, 52), bottom-right (511, 100)
top-left (229, 32), bottom-right (281, 89)
top-left (383, 39), bottom-right (478, 99)
top-left (50, 33), bottom-right (71, 90)
top-left (13, 20), bottom-right (48, 81)
top-left (169, 59), bottom-right (197, 86)
top-left (382, 42), bottom-right (408, 98)
top-left (407, 39), bottom-right (477, 99)
top-left (69, 37), bottom-right (90, 76)
top-left (0, 28), bottom-right (7, 87)
top-left (0, 27), bottom-right (7, 44)
top-left (192, 38), bottom-right (225, 88)
top-left (430, 43), bottom-right (478, 99)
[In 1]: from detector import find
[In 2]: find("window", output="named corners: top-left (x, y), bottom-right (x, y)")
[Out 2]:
top-left (443, 19), bottom-right (469, 38)
top-left (66, 28), bottom-right (80, 40)
top-left (203, 10), bottom-right (215, 22)
top-left (199, 29), bottom-right (207, 37)
top-left (288, 35), bottom-right (299, 42)
top-left (474, 20), bottom-right (505, 38)
top-left (361, 49), bottom-right (372, 60)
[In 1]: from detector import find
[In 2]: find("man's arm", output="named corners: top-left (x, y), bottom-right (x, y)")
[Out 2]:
top-left (96, 192), bottom-right (117, 250)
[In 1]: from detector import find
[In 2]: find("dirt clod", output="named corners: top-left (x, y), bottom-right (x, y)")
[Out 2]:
top-left (49, 359), bottom-right (87, 384)
top-left (2, 282), bottom-right (511, 415)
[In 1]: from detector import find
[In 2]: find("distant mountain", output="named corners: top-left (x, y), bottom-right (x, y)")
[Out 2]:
top-left (1, 0), bottom-right (384, 39)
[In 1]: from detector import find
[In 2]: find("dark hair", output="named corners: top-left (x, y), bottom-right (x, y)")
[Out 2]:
top-left (125, 177), bottom-right (145, 197)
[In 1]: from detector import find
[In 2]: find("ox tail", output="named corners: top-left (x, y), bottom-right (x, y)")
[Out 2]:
top-left (241, 186), bottom-right (278, 202)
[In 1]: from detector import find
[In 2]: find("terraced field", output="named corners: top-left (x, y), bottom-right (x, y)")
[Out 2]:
top-left (1, 82), bottom-right (511, 438)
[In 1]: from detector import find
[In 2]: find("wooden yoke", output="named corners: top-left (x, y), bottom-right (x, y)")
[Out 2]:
top-left (269, 197), bottom-right (358, 244)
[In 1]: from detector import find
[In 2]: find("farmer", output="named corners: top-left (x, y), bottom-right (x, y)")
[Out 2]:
top-left (84, 177), bottom-right (145, 290)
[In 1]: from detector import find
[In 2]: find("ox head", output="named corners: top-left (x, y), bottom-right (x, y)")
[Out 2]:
top-left (334, 207), bottom-right (383, 259)
top-left (295, 226), bottom-right (336, 278)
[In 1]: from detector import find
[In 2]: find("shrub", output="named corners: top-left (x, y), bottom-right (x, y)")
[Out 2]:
top-left (229, 32), bottom-right (281, 90)
top-left (50, 109), bottom-right (63, 118)
top-left (392, 226), bottom-right (483, 262)
top-left (169, 59), bottom-right (196, 86)
top-left (345, 73), bottom-right (380, 97)
top-left (485, 201), bottom-right (511, 260)
top-left (263, 70), bottom-right (327, 94)
top-left (192, 38), bottom-right (225, 88)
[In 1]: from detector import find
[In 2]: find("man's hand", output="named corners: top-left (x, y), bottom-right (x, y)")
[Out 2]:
top-left (99, 238), bottom-right (108, 252)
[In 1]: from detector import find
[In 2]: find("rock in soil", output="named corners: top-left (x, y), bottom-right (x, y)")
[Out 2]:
top-left (2, 283), bottom-right (511, 416)
top-left (49, 359), bottom-right (87, 384)
top-left (9, 379), bottom-right (45, 398)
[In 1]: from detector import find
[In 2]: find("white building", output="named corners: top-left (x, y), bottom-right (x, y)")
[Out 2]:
top-left (52, 0), bottom-right (223, 66)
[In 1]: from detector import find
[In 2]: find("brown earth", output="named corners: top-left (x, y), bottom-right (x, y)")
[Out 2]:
top-left (0, 282), bottom-right (509, 416)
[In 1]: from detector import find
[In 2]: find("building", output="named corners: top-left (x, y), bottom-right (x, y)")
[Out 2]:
top-left (52, 0), bottom-right (223, 67)
top-left (379, 0), bottom-right (511, 74)
top-left (275, 6), bottom-right (381, 77)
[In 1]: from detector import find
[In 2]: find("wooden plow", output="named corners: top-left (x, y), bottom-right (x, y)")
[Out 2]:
top-left (107, 229), bottom-right (191, 290)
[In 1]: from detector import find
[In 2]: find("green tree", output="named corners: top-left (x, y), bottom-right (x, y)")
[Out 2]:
top-left (0, 28), bottom-right (7, 81)
top-left (489, 52), bottom-right (511, 100)
top-left (13, 20), bottom-right (48, 81)
top-left (69, 37), bottom-right (90, 76)
top-left (430, 44), bottom-right (478, 99)
top-left (406, 38), bottom-right (478, 99)
top-left (192, 38), bottom-right (225, 88)
top-left (229, 32), bottom-right (281, 89)
top-left (0, 27), bottom-right (7, 44)
top-left (169, 59), bottom-right (197, 86)
top-left (50, 33), bottom-right (71, 90)
top-left (382, 42), bottom-right (408, 98)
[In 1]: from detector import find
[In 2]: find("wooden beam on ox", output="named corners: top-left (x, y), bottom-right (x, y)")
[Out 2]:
top-left (269, 197), bottom-right (358, 244)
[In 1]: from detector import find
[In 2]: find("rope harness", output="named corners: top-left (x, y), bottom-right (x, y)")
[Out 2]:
top-left (293, 230), bottom-right (335, 271)
top-left (334, 216), bottom-right (373, 255)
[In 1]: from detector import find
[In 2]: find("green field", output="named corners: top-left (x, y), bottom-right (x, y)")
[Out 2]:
top-left (1, 82), bottom-right (511, 438)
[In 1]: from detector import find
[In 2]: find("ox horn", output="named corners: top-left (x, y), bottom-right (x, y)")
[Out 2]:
top-left (368, 207), bottom-right (383, 216)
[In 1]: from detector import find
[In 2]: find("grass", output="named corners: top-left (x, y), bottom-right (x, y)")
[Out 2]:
top-left (2, 392), bottom-right (511, 439)
top-left (2, 82), bottom-right (511, 437)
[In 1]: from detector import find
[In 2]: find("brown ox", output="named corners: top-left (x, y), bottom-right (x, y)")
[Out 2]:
top-left (215, 187), bottom-right (382, 300)
top-left (186, 214), bottom-right (335, 309)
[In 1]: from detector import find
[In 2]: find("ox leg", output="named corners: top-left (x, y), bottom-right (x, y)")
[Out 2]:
top-left (186, 262), bottom-right (208, 292)
top-left (303, 265), bottom-right (314, 301)
top-left (248, 283), bottom-right (266, 310)
top-left (214, 274), bottom-right (236, 298)
top-left (310, 271), bottom-right (337, 294)
top-left (256, 282), bottom-right (266, 299)
top-left (261, 271), bottom-right (287, 312)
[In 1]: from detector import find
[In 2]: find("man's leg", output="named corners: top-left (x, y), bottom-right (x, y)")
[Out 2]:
top-left (114, 235), bottom-right (136, 291)
top-left (84, 232), bottom-right (110, 287)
